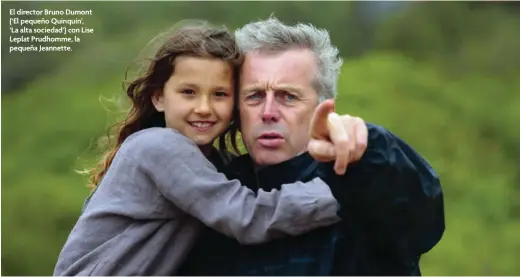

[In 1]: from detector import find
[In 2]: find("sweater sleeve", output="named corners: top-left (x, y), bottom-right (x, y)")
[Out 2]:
top-left (120, 128), bottom-right (341, 244)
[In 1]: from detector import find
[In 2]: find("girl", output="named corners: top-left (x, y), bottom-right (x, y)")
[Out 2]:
top-left (53, 21), bottom-right (340, 276)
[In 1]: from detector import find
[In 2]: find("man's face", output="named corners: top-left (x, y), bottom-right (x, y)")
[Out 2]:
top-left (239, 48), bottom-right (319, 166)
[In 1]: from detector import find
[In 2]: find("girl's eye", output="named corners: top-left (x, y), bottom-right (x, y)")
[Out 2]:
top-left (215, 91), bottom-right (229, 97)
top-left (181, 89), bottom-right (195, 95)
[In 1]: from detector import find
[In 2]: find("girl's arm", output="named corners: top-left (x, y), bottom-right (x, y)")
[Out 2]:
top-left (122, 127), bottom-right (340, 244)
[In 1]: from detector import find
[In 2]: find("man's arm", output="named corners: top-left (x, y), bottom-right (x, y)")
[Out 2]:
top-left (320, 123), bottom-right (445, 261)
top-left (129, 128), bottom-right (341, 245)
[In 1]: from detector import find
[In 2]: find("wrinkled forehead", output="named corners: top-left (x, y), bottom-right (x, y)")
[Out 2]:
top-left (239, 49), bottom-right (318, 86)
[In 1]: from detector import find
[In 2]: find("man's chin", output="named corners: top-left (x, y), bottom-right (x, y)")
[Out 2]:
top-left (251, 150), bottom-right (292, 167)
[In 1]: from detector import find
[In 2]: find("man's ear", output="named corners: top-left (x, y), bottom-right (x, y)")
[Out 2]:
top-left (151, 90), bottom-right (165, 112)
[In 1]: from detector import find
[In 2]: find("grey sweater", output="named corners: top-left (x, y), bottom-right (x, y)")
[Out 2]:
top-left (53, 127), bottom-right (340, 276)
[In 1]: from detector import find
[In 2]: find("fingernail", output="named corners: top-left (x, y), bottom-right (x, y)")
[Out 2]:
top-left (327, 112), bottom-right (340, 123)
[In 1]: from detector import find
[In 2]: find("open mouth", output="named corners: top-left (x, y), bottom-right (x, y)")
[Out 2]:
top-left (189, 121), bottom-right (216, 131)
top-left (259, 134), bottom-right (282, 139)
top-left (257, 132), bottom-right (285, 148)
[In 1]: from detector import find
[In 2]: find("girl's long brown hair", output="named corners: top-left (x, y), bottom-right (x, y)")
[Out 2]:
top-left (82, 20), bottom-right (242, 190)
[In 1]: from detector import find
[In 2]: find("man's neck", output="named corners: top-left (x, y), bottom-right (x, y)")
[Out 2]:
top-left (247, 151), bottom-right (317, 191)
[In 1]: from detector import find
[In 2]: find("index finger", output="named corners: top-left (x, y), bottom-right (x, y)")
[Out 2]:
top-left (327, 112), bottom-right (350, 175)
top-left (309, 99), bottom-right (335, 138)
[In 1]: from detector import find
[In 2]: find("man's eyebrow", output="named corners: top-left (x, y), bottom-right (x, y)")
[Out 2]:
top-left (240, 84), bottom-right (262, 93)
top-left (240, 84), bottom-right (304, 93)
top-left (273, 84), bottom-right (304, 94)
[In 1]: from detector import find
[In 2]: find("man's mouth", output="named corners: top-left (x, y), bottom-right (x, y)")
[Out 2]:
top-left (257, 132), bottom-right (285, 148)
top-left (189, 121), bottom-right (216, 132)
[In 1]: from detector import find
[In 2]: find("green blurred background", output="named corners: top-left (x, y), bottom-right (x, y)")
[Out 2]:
top-left (2, 1), bottom-right (519, 275)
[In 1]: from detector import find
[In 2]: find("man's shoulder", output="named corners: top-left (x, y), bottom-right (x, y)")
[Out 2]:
top-left (365, 122), bottom-right (417, 154)
top-left (366, 123), bottom-right (394, 142)
top-left (360, 123), bottom-right (436, 176)
top-left (317, 123), bottom-right (413, 174)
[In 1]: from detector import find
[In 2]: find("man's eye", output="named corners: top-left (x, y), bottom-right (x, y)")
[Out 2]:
top-left (181, 89), bottom-right (195, 95)
top-left (247, 92), bottom-right (262, 100)
top-left (279, 91), bottom-right (298, 102)
top-left (285, 93), bottom-right (297, 101)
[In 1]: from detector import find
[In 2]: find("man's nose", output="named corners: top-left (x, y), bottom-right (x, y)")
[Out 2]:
top-left (261, 92), bottom-right (279, 123)
top-left (194, 96), bottom-right (212, 116)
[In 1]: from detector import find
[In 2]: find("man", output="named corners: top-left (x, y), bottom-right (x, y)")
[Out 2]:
top-left (178, 17), bottom-right (444, 276)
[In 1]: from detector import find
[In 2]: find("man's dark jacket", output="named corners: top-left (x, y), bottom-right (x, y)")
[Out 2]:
top-left (178, 123), bottom-right (445, 275)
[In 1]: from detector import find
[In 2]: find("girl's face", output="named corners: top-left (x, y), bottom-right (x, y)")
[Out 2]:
top-left (152, 56), bottom-right (235, 147)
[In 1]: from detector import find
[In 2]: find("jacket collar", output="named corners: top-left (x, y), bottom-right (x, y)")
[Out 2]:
top-left (227, 152), bottom-right (318, 191)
